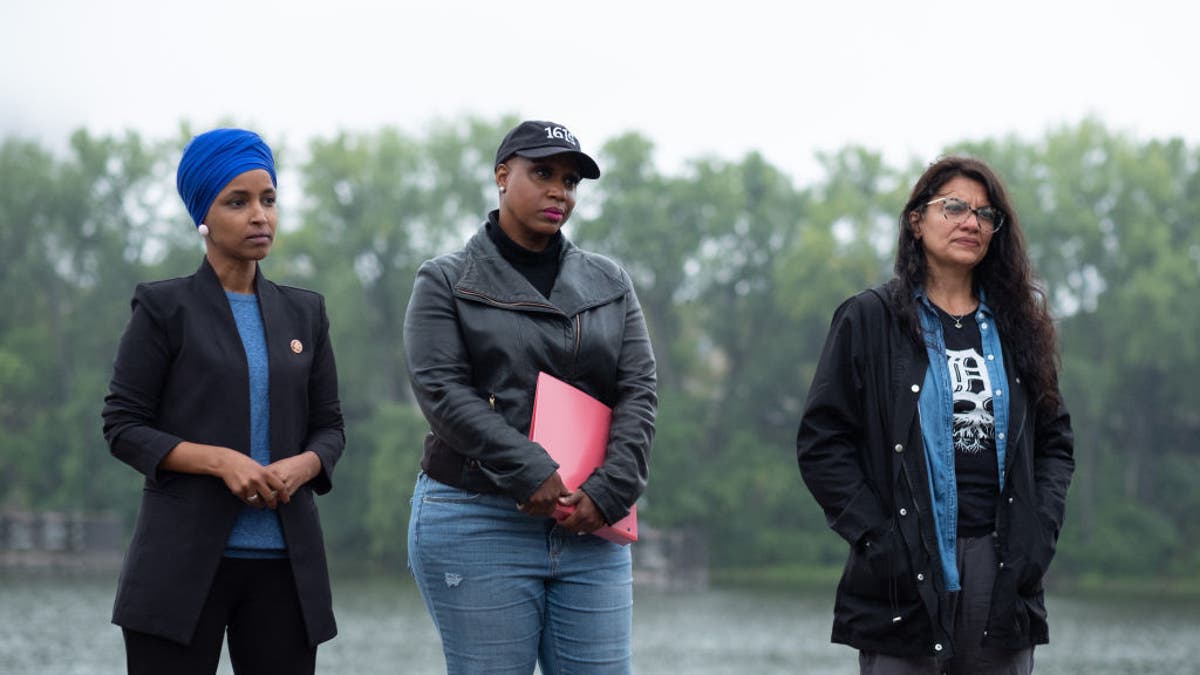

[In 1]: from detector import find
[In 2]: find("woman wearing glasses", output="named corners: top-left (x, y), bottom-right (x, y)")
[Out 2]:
top-left (797, 156), bottom-right (1074, 674)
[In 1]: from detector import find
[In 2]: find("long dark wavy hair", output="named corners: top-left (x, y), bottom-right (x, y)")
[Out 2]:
top-left (890, 156), bottom-right (1062, 411)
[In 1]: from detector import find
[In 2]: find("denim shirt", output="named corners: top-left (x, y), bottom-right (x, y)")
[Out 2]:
top-left (914, 288), bottom-right (1009, 591)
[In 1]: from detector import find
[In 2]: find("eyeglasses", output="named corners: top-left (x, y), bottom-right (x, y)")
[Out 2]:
top-left (925, 197), bottom-right (1004, 233)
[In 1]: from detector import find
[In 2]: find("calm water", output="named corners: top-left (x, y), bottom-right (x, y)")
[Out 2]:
top-left (2, 572), bottom-right (1197, 674)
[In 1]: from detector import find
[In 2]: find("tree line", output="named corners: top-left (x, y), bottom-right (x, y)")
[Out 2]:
top-left (2, 117), bottom-right (1197, 581)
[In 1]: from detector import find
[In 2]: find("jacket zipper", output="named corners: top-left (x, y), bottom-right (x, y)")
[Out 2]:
top-left (459, 287), bottom-right (583, 368)
top-left (902, 461), bottom-right (959, 653)
top-left (573, 315), bottom-right (581, 356)
top-left (457, 288), bottom-right (559, 314)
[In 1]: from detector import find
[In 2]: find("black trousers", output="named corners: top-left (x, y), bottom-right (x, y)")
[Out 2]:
top-left (859, 535), bottom-right (1034, 675)
top-left (123, 557), bottom-right (316, 675)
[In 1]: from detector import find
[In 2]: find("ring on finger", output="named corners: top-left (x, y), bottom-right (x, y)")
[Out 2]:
top-left (247, 493), bottom-right (260, 502)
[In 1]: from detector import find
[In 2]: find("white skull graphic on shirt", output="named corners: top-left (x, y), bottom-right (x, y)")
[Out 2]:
top-left (946, 347), bottom-right (994, 455)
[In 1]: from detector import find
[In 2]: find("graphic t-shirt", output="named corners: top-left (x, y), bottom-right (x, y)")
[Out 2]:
top-left (936, 306), bottom-right (1000, 537)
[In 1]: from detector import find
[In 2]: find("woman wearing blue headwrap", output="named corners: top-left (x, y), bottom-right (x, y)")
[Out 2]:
top-left (102, 128), bottom-right (344, 674)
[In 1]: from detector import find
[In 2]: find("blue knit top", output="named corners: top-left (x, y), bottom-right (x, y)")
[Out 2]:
top-left (224, 290), bottom-right (286, 558)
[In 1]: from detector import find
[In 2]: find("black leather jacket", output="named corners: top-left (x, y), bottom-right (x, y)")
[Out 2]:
top-left (403, 224), bottom-right (657, 525)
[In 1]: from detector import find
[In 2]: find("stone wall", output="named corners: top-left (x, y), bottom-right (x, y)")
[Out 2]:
top-left (0, 511), bottom-right (123, 571)
top-left (632, 525), bottom-right (709, 591)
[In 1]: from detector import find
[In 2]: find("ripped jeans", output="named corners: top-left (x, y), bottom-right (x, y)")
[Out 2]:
top-left (408, 472), bottom-right (633, 675)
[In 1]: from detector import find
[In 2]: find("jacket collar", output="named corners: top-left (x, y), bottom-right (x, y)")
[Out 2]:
top-left (194, 255), bottom-right (269, 295)
top-left (454, 224), bottom-right (629, 317)
top-left (194, 254), bottom-right (281, 341)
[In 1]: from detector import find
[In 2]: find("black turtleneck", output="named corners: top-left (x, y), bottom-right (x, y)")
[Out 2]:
top-left (486, 210), bottom-right (562, 299)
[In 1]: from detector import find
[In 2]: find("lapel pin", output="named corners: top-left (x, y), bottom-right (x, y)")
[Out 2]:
top-left (290, 339), bottom-right (303, 354)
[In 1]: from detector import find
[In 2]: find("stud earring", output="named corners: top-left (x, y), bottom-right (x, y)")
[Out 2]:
top-left (498, 185), bottom-right (506, 193)
top-left (197, 224), bottom-right (210, 236)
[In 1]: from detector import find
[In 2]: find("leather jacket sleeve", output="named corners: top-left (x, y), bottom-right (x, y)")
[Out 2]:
top-left (403, 259), bottom-right (560, 501)
top-left (580, 275), bottom-right (657, 525)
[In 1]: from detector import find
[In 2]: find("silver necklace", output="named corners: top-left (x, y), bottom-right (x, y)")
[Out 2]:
top-left (936, 303), bottom-right (974, 326)
top-left (944, 308), bottom-right (970, 329)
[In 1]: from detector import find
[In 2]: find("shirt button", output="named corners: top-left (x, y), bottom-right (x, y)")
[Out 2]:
top-left (899, 508), bottom-right (908, 516)
top-left (911, 384), bottom-right (920, 393)
top-left (987, 354), bottom-right (995, 361)
top-left (894, 444), bottom-right (904, 453)
top-left (1008, 497), bottom-right (1014, 504)
top-left (934, 643), bottom-right (943, 652)
top-left (999, 561), bottom-right (1005, 568)
top-left (981, 322), bottom-right (989, 330)
top-left (995, 389), bottom-right (1003, 397)
top-left (916, 572), bottom-right (925, 581)
top-left (998, 432), bottom-right (1005, 440)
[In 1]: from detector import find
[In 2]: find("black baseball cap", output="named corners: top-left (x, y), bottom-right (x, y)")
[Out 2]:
top-left (494, 120), bottom-right (601, 179)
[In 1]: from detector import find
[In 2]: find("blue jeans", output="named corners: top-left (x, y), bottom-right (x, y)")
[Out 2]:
top-left (408, 472), bottom-right (634, 675)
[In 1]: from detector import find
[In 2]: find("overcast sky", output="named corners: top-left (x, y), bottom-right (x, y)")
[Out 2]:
top-left (2, 0), bottom-right (1197, 183)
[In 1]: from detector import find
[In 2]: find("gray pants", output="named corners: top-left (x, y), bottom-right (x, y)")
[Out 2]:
top-left (859, 535), bottom-right (1035, 675)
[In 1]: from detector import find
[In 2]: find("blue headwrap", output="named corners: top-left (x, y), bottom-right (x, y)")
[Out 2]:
top-left (176, 128), bottom-right (277, 227)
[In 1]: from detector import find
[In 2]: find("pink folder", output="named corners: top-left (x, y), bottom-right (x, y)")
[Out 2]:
top-left (529, 372), bottom-right (638, 545)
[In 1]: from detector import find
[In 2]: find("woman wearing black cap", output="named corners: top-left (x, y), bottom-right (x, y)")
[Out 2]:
top-left (403, 120), bottom-right (657, 673)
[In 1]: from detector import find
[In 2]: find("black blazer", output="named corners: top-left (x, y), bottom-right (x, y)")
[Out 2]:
top-left (102, 257), bottom-right (344, 646)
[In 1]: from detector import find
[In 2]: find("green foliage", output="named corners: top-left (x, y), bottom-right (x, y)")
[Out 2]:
top-left (360, 402), bottom-right (428, 566)
top-left (0, 130), bottom-right (172, 519)
top-left (1068, 498), bottom-right (1180, 577)
top-left (2, 118), bottom-right (1198, 583)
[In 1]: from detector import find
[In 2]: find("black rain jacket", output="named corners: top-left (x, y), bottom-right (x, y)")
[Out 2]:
top-left (797, 282), bottom-right (1074, 658)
